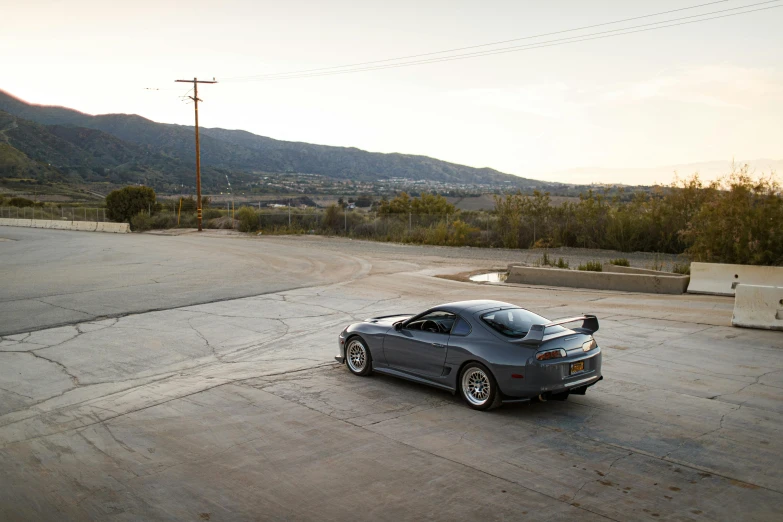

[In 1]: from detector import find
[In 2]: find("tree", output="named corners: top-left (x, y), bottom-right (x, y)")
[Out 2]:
top-left (377, 192), bottom-right (456, 215)
top-left (323, 204), bottom-right (342, 231)
top-left (681, 166), bottom-right (783, 265)
top-left (411, 192), bottom-right (456, 215)
top-left (7, 197), bottom-right (35, 208)
top-left (106, 186), bottom-right (156, 223)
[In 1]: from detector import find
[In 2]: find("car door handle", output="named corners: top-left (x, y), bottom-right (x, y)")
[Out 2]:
top-left (432, 342), bottom-right (446, 348)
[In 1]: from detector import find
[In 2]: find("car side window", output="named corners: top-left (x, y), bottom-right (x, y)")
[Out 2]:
top-left (405, 310), bottom-right (455, 334)
top-left (450, 317), bottom-right (472, 336)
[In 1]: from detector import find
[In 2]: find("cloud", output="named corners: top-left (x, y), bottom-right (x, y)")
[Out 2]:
top-left (447, 65), bottom-right (783, 117)
top-left (601, 65), bottom-right (783, 109)
top-left (445, 82), bottom-right (591, 119)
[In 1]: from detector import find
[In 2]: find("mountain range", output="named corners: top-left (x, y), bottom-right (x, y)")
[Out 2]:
top-left (543, 160), bottom-right (783, 185)
top-left (0, 89), bottom-right (534, 192)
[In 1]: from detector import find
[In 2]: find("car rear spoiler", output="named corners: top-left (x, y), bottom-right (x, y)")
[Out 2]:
top-left (513, 315), bottom-right (599, 346)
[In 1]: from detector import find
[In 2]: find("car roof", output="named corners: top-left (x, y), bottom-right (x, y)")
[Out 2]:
top-left (436, 300), bottom-right (517, 314)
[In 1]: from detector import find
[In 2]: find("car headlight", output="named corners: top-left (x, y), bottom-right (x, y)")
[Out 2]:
top-left (582, 339), bottom-right (597, 352)
top-left (536, 348), bottom-right (567, 361)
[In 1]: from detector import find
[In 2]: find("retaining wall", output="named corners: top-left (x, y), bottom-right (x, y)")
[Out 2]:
top-left (507, 265), bottom-right (689, 294)
top-left (0, 218), bottom-right (129, 233)
top-left (602, 264), bottom-right (675, 276)
top-left (732, 284), bottom-right (783, 331)
top-left (688, 262), bottom-right (783, 296)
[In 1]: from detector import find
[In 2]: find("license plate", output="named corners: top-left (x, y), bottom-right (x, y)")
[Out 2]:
top-left (570, 361), bottom-right (585, 374)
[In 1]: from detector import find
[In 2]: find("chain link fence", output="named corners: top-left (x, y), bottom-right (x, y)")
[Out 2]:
top-left (0, 207), bottom-right (108, 222)
top-left (250, 211), bottom-right (498, 246)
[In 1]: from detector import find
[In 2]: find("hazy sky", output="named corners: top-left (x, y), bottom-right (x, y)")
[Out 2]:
top-left (3, 0), bottom-right (782, 184)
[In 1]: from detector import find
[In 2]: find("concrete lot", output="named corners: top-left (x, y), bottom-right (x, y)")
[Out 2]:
top-left (1, 228), bottom-right (782, 521)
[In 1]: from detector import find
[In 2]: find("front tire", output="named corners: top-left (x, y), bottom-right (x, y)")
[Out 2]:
top-left (459, 363), bottom-right (501, 411)
top-left (345, 337), bottom-right (372, 376)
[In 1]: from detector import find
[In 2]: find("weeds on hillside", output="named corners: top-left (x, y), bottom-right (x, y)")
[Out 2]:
top-left (535, 251), bottom-right (569, 269)
top-left (578, 261), bottom-right (603, 272)
top-left (672, 262), bottom-right (691, 275)
top-left (609, 258), bottom-right (630, 266)
top-left (648, 253), bottom-right (664, 272)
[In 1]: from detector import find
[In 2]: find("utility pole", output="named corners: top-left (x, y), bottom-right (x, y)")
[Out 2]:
top-left (175, 77), bottom-right (217, 231)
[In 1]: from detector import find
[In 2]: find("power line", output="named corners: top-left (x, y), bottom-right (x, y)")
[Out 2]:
top-left (223, 0), bottom-right (731, 82)
top-left (224, 1), bottom-right (781, 83)
top-left (230, 1), bottom-right (781, 82)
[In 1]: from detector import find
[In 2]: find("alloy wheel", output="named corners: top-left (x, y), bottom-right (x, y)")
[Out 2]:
top-left (462, 368), bottom-right (491, 406)
top-left (346, 340), bottom-right (367, 373)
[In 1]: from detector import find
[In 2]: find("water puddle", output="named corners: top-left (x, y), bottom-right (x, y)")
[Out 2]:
top-left (469, 272), bottom-right (507, 283)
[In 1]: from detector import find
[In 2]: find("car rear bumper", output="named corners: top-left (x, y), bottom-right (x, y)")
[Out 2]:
top-left (502, 375), bottom-right (603, 403)
top-left (498, 349), bottom-right (603, 400)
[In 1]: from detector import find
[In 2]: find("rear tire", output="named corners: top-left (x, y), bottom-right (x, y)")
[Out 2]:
top-left (345, 337), bottom-right (372, 376)
top-left (459, 363), bottom-right (501, 411)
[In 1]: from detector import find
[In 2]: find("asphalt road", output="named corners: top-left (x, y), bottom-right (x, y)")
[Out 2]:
top-left (1, 227), bottom-right (781, 521)
top-left (0, 227), bottom-right (682, 336)
top-left (0, 228), bottom-right (374, 335)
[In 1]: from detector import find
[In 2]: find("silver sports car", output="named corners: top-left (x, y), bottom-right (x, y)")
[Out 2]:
top-left (336, 300), bottom-right (602, 410)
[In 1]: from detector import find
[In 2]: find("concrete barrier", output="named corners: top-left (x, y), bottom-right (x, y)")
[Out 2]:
top-left (688, 262), bottom-right (783, 296)
top-left (507, 265), bottom-right (689, 294)
top-left (73, 221), bottom-right (98, 232)
top-left (602, 264), bottom-right (675, 276)
top-left (732, 285), bottom-right (783, 331)
top-left (0, 218), bottom-right (129, 234)
top-left (96, 222), bottom-right (131, 233)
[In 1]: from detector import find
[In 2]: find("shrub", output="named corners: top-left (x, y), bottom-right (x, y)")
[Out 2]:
top-left (180, 197), bottom-right (196, 212)
top-left (609, 258), bottom-right (630, 266)
top-left (130, 212), bottom-right (151, 232)
top-left (577, 261), bottom-right (602, 272)
top-left (672, 262), bottom-right (691, 275)
top-left (556, 257), bottom-right (569, 269)
top-left (150, 213), bottom-right (177, 229)
top-left (322, 204), bottom-right (342, 232)
top-left (106, 186), bottom-right (156, 223)
top-left (7, 197), bottom-right (35, 207)
top-left (532, 238), bottom-right (554, 248)
top-left (203, 208), bottom-right (222, 220)
top-left (449, 219), bottom-right (479, 246)
top-left (236, 206), bottom-right (259, 232)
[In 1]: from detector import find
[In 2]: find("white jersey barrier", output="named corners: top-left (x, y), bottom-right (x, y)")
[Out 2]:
top-left (0, 218), bottom-right (129, 233)
top-left (687, 262), bottom-right (783, 296)
top-left (732, 285), bottom-right (783, 331)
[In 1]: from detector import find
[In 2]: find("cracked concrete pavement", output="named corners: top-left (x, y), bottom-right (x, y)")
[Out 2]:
top-left (1, 227), bottom-right (782, 521)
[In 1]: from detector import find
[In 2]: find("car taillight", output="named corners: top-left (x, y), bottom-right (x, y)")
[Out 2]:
top-left (536, 348), bottom-right (566, 361)
top-left (582, 339), bottom-right (597, 352)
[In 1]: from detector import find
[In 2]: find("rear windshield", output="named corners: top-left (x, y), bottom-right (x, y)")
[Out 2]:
top-left (481, 308), bottom-right (566, 338)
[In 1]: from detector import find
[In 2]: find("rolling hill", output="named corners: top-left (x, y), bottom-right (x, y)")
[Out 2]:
top-left (0, 89), bottom-right (534, 189)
